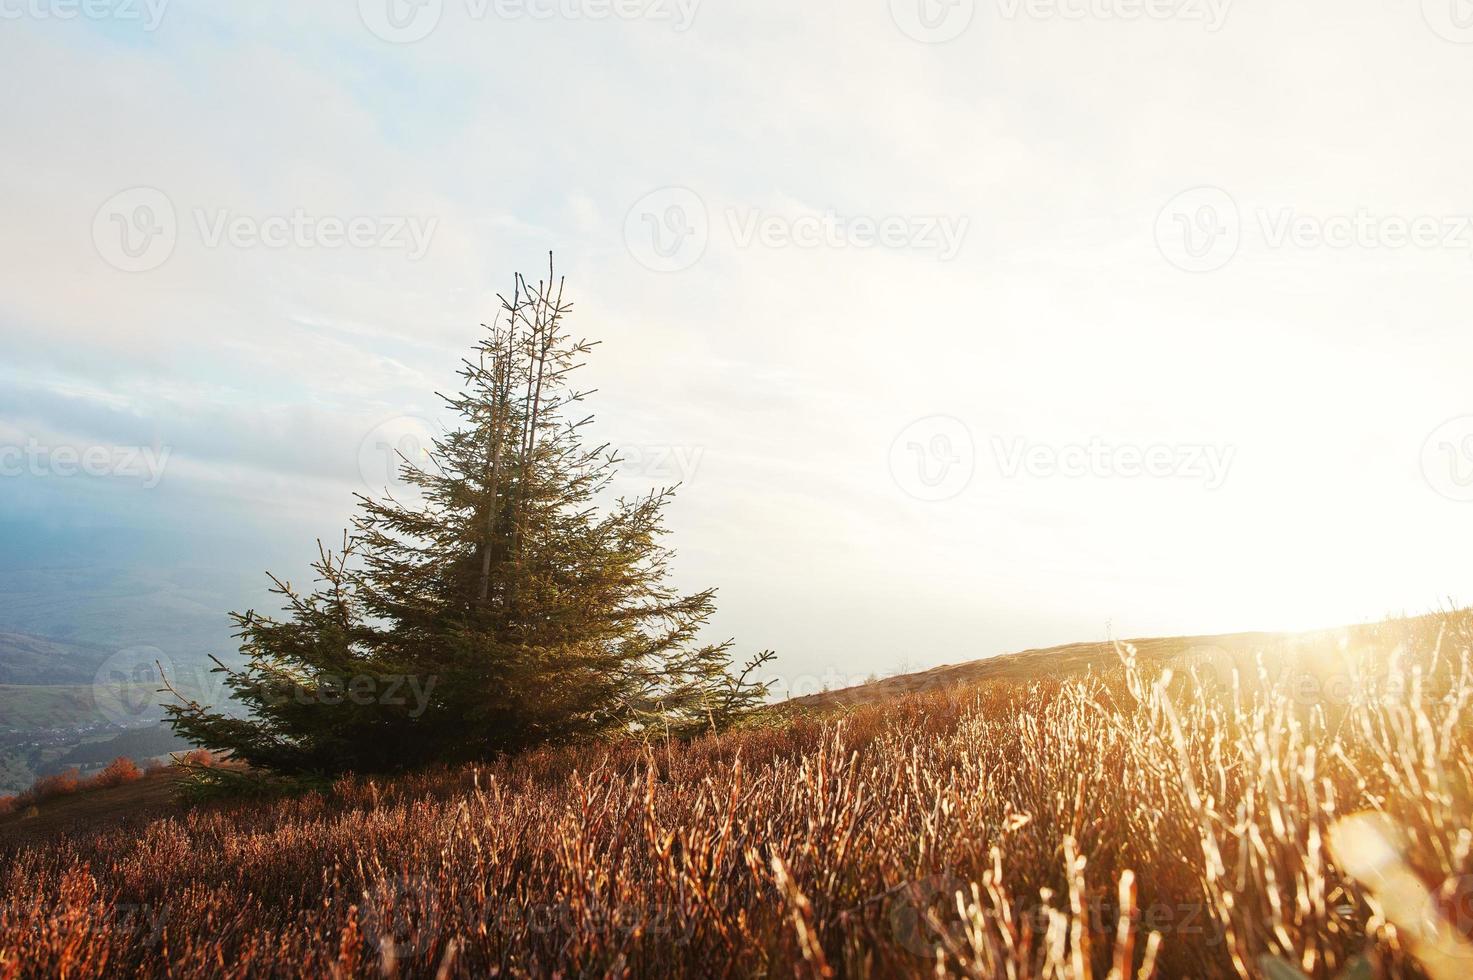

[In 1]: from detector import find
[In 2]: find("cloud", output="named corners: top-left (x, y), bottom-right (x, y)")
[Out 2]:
top-left (2, 0), bottom-right (1472, 680)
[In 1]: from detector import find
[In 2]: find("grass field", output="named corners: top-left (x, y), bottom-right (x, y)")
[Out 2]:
top-left (2, 613), bottom-right (1471, 978)
top-left (0, 685), bottom-right (115, 731)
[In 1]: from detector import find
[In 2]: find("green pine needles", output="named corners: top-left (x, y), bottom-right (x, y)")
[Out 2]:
top-left (165, 257), bottom-right (774, 775)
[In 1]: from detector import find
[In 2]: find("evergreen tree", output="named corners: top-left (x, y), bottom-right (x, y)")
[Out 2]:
top-left (165, 257), bottom-right (773, 774)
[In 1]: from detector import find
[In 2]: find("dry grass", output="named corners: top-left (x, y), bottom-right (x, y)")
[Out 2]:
top-left (0, 755), bottom-right (149, 817)
top-left (2, 614), bottom-right (1472, 978)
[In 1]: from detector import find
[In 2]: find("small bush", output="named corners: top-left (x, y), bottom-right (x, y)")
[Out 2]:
top-left (92, 757), bottom-right (143, 789)
top-left (175, 757), bottom-right (324, 803)
top-left (14, 768), bottom-right (81, 808)
top-left (4, 758), bottom-right (148, 812)
top-left (177, 748), bottom-right (215, 767)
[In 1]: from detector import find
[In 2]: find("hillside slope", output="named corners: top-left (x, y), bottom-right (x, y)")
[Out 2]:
top-left (787, 618), bottom-right (1402, 710)
top-left (0, 616), bottom-right (1418, 836)
top-left (0, 768), bottom-right (183, 845)
top-left (0, 610), bottom-right (1467, 978)
top-left (0, 631), bottom-right (112, 686)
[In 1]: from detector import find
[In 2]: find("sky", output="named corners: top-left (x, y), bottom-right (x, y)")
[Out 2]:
top-left (3, 0), bottom-right (1473, 699)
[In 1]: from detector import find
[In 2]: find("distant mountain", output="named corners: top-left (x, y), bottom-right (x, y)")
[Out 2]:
top-left (0, 519), bottom-right (289, 673)
top-left (0, 521), bottom-right (293, 794)
top-left (0, 564), bottom-right (246, 669)
top-left (51, 724), bottom-right (190, 771)
top-left (0, 632), bottom-right (113, 686)
top-left (783, 617), bottom-right (1417, 712)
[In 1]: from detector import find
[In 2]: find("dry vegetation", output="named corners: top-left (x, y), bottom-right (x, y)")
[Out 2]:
top-left (0, 757), bottom-right (148, 818)
top-left (3, 615), bottom-right (1473, 978)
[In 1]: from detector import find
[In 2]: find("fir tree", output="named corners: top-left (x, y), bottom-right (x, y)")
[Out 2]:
top-left (165, 257), bottom-right (773, 774)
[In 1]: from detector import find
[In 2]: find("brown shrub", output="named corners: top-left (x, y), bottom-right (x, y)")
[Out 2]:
top-left (177, 749), bottom-right (214, 767)
top-left (14, 768), bottom-right (81, 808)
top-left (90, 757), bottom-right (143, 789)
